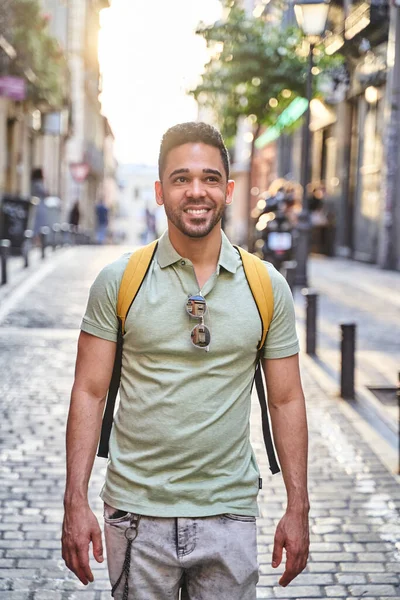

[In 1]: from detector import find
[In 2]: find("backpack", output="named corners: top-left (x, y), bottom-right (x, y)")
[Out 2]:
top-left (97, 240), bottom-right (280, 475)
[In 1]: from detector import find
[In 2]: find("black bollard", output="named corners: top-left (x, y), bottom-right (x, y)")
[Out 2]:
top-left (52, 223), bottom-right (61, 251)
top-left (302, 289), bottom-right (318, 355)
top-left (397, 372), bottom-right (400, 474)
top-left (70, 224), bottom-right (77, 245)
top-left (0, 239), bottom-right (11, 285)
top-left (282, 260), bottom-right (297, 294)
top-left (40, 226), bottom-right (50, 259)
top-left (61, 223), bottom-right (70, 246)
top-left (340, 323), bottom-right (356, 399)
top-left (22, 230), bottom-right (33, 268)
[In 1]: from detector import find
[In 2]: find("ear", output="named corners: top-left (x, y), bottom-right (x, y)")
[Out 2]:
top-left (225, 180), bottom-right (235, 206)
top-left (155, 181), bottom-right (164, 206)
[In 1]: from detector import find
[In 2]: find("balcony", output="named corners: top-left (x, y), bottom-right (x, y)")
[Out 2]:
top-left (345, 0), bottom-right (388, 43)
top-left (326, 0), bottom-right (389, 57)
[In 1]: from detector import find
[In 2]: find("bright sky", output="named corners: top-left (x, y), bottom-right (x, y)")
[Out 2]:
top-left (98, 0), bottom-right (222, 166)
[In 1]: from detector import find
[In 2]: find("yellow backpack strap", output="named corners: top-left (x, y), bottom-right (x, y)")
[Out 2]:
top-left (235, 246), bottom-right (274, 351)
top-left (236, 246), bottom-right (280, 474)
top-left (98, 240), bottom-right (158, 459)
top-left (117, 240), bottom-right (158, 334)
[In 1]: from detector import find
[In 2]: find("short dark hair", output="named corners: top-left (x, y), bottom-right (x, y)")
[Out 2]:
top-left (158, 122), bottom-right (230, 180)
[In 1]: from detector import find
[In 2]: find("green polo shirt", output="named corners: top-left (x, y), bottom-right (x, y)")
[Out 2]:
top-left (81, 230), bottom-right (299, 517)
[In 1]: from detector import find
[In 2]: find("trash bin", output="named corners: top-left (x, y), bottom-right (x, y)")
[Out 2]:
top-left (0, 195), bottom-right (39, 255)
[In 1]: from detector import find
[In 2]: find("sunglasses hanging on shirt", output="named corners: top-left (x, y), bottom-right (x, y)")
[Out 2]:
top-left (186, 295), bottom-right (211, 351)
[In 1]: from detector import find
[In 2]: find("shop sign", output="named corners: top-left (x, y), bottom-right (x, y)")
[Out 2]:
top-left (0, 76), bottom-right (26, 101)
top-left (255, 97), bottom-right (309, 149)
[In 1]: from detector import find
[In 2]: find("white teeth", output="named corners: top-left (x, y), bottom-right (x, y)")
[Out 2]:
top-left (186, 209), bottom-right (208, 215)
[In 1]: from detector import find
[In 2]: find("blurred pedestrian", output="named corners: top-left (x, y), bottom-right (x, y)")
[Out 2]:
top-left (69, 201), bottom-right (80, 229)
top-left (309, 184), bottom-right (329, 254)
top-left (95, 199), bottom-right (109, 244)
top-left (31, 168), bottom-right (48, 240)
top-left (309, 184), bottom-right (325, 216)
top-left (62, 122), bottom-right (309, 599)
top-left (144, 205), bottom-right (157, 243)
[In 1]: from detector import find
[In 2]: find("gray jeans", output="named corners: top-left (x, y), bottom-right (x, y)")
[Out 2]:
top-left (104, 503), bottom-right (259, 600)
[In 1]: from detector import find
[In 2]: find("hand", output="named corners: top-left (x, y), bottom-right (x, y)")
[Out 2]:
top-left (62, 502), bottom-right (104, 585)
top-left (272, 509), bottom-right (309, 587)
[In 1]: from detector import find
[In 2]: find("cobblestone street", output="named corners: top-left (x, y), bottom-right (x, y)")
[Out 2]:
top-left (294, 256), bottom-right (400, 455)
top-left (0, 246), bottom-right (400, 599)
top-left (297, 255), bottom-right (400, 390)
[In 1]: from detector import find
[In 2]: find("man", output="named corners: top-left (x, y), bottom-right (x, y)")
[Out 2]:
top-left (62, 122), bottom-right (309, 599)
top-left (31, 167), bottom-right (49, 241)
top-left (95, 199), bottom-right (109, 244)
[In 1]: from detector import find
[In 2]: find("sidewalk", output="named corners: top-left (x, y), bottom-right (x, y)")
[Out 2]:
top-left (0, 246), bottom-right (399, 599)
top-left (303, 255), bottom-right (400, 392)
top-left (0, 246), bottom-right (69, 304)
top-left (294, 255), bottom-right (400, 470)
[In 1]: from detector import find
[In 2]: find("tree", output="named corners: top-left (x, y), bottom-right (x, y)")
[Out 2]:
top-left (191, 0), bottom-right (343, 249)
top-left (3, 0), bottom-right (68, 107)
top-left (0, 0), bottom-right (13, 38)
top-left (192, 1), bottom-right (342, 147)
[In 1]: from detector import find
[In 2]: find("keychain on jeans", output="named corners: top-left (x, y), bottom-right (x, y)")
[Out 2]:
top-left (111, 514), bottom-right (141, 600)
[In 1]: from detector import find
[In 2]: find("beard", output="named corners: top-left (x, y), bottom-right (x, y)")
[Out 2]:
top-left (164, 200), bottom-right (226, 238)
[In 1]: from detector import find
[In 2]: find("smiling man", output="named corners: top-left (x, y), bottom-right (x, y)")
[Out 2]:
top-left (62, 122), bottom-right (309, 600)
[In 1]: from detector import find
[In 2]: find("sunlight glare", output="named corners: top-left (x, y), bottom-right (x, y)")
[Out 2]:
top-left (99, 0), bottom-right (222, 165)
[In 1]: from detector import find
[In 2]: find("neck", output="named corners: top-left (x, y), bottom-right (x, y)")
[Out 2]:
top-left (167, 223), bottom-right (222, 268)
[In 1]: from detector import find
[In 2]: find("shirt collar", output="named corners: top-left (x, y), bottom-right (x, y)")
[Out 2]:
top-left (156, 230), bottom-right (182, 268)
top-left (156, 229), bottom-right (240, 274)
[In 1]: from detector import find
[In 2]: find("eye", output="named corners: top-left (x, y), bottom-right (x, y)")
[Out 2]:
top-left (205, 176), bottom-right (218, 182)
top-left (174, 176), bottom-right (188, 183)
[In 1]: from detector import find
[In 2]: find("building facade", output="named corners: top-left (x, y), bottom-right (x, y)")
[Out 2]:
top-left (316, 0), bottom-right (391, 265)
top-left (0, 0), bottom-right (114, 239)
top-left (249, 0), bottom-right (398, 269)
top-left (0, 0), bottom-right (70, 202)
top-left (64, 0), bottom-right (111, 231)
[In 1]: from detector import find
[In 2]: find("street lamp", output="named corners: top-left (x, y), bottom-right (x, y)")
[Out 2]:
top-left (294, 0), bottom-right (330, 37)
top-left (294, 0), bottom-right (330, 286)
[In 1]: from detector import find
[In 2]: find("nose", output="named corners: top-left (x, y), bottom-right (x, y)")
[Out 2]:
top-left (186, 178), bottom-right (206, 199)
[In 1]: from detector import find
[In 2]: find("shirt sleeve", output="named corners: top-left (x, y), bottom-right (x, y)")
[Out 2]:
top-left (262, 262), bottom-right (300, 359)
top-left (80, 254), bottom-right (130, 342)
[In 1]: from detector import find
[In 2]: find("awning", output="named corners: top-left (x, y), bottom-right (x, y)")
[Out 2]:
top-left (309, 99), bottom-right (336, 131)
top-left (255, 96), bottom-right (336, 148)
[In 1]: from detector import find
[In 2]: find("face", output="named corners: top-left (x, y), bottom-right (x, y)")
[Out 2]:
top-left (155, 143), bottom-right (234, 239)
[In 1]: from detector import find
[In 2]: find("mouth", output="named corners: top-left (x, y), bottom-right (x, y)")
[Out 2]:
top-left (184, 207), bottom-right (211, 216)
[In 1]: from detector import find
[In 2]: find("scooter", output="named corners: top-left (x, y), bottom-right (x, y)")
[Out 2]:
top-left (255, 193), bottom-right (294, 271)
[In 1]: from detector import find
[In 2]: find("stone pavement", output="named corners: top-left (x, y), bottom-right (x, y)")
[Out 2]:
top-left (293, 255), bottom-right (400, 467)
top-left (301, 254), bottom-right (400, 393)
top-left (0, 245), bottom-right (400, 599)
top-left (0, 246), bottom-right (70, 306)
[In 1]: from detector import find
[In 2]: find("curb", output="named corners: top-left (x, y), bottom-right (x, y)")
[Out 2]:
top-left (299, 349), bottom-right (399, 475)
top-left (0, 246), bottom-right (70, 302)
top-left (0, 246), bottom-right (76, 326)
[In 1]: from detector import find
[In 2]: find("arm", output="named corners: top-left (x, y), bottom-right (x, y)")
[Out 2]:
top-left (263, 354), bottom-right (309, 587)
top-left (62, 331), bottom-right (116, 585)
